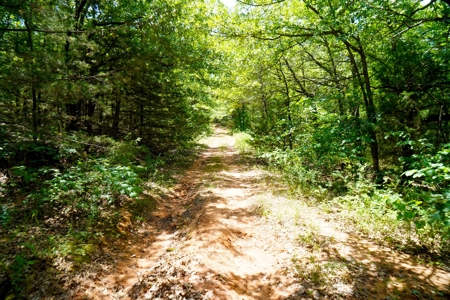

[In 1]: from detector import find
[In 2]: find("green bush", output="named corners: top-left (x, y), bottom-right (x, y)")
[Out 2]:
top-left (258, 149), bottom-right (321, 196)
top-left (390, 143), bottom-right (450, 252)
top-left (4, 155), bottom-right (143, 232)
top-left (332, 173), bottom-right (449, 255)
top-left (41, 159), bottom-right (142, 226)
top-left (402, 144), bottom-right (450, 224)
top-left (257, 140), bottom-right (450, 255)
top-left (0, 141), bottom-right (58, 169)
top-left (0, 204), bottom-right (10, 227)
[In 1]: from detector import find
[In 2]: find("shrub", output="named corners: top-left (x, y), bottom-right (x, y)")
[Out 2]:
top-left (41, 158), bottom-right (142, 226)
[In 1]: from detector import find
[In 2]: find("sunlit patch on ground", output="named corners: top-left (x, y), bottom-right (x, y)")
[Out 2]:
top-left (252, 192), bottom-right (450, 299)
top-left (198, 127), bottom-right (236, 149)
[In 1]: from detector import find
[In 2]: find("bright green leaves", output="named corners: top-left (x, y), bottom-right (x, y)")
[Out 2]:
top-left (210, 0), bottom-right (450, 255)
top-left (400, 144), bottom-right (450, 228)
top-left (47, 159), bottom-right (142, 206)
top-left (4, 156), bottom-right (144, 230)
top-left (0, 0), bottom-right (218, 149)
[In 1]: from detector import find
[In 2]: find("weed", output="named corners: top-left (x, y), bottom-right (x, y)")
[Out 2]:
top-left (0, 136), bottom-right (200, 298)
top-left (257, 142), bottom-right (450, 258)
top-left (298, 225), bottom-right (319, 248)
top-left (233, 132), bottom-right (253, 154)
top-left (130, 197), bottom-right (157, 221)
top-left (9, 254), bottom-right (37, 292)
top-left (0, 204), bottom-right (11, 227)
top-left (253, 196), bottom-right (273, 218)
top-left (294, 256), bottom-right (352, 295)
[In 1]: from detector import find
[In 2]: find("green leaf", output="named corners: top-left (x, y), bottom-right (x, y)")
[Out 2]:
top-left (403, 170), bottom-right (417, 177)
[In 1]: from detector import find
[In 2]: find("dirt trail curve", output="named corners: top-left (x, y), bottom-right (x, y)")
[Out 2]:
top-left (83, 127), bottom-right (450, 300)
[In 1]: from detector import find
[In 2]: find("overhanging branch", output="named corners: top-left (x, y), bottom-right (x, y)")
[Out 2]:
top-left (0, 28), bottom-right (83, 33)
top-left (236, 0), bottom-right (286, 7)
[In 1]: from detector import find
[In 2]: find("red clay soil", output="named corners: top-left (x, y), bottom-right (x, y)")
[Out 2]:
top-left (71, 128), bottom-right (450, 300)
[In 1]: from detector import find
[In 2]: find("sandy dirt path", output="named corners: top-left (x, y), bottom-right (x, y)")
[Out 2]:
top-left (80, 127), bottom-right (450, 300)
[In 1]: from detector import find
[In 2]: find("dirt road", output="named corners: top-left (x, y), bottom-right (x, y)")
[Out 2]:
top-left (80, 128), bottom-right (450, 299)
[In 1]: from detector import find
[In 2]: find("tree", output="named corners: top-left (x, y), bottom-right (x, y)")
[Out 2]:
top-left (0, 0), bottom-right (217, 155)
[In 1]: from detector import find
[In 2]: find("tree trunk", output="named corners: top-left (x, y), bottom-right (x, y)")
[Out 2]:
top-left (64, 0), bottom-right (89, 132)
top-left (400, 96), bottom-right (418, 184)
top-left (85, 99), bottom-right (96, 136)
top-left (113, 98), bottom-right (121, 138)
top-left (139, 102), bottom-right (144, 136)
top-left (279, 60), bottom-right (293, 150)
top-left (344, 40), bottom-right (381, 181)
top-left (25, 17), bottom-right (38, 141)
top-left (32, 86), bottom-right (38, 141)
top-left (359, 42), bottom-right (381, 182)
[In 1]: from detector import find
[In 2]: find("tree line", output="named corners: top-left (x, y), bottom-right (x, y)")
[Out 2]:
top-left (0, 0), bottom-right (215, 160)
top-left (215, 0), bottom-right (450, 253)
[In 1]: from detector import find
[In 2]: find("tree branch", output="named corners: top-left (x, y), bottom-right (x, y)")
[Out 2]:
top-left (236, 0), bottom-right (286, 7)
top-left (0, 28), bottom-right (83, 33)
top-left (93, 16), bottom-right (143, 27)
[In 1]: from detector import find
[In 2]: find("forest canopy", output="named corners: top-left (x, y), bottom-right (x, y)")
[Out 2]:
top-left (1, 0), bottom-right (450, 297)
top-left (0, 0), bottom-right (216, 153)
top-left (212, 0), bottom-right (450, 254)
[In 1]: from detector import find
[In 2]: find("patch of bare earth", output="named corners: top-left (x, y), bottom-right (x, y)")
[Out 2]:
top-left (73, 128), bottom-right (450, 299)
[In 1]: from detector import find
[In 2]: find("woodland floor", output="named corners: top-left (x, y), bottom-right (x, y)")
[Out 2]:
top-left (60, 128), bottom-right (449, 299)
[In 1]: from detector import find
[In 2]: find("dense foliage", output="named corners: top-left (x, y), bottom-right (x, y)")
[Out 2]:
top-left (0, 0), bottom-right (217, 297)
top-left (0, 0), bottom-right (214, 151)
top-left (1, 0), bottom-right (450, 297)
top-left (214, 0), bottom-right (450, 256)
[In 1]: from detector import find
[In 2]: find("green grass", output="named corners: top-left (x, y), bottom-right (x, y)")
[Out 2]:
top-left (233, 132), bottom-right (253, 153)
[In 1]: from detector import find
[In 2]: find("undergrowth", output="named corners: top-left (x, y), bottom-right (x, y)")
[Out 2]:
top-left (255, 147), bottom-right (450, 262)
top-left (0, 134), bottom-right (201, 298)
top-left (252, 193), bottom-right (354, 297)
top-left (233, 132), bottom-right (253, 154)
top-left (252, 192), bottom-right (449, 298)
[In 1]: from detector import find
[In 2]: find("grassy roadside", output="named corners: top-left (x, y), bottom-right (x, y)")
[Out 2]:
top-left (251, 191), bottom-right (449, 298)
top-left (231, 131), bottom-right (449, 266)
